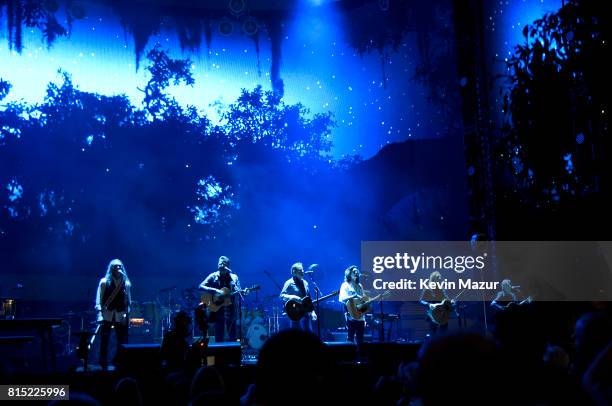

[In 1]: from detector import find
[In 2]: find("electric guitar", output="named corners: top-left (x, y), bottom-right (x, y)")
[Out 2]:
top-left (200, 285), bottom-right (260, 312)
top-left (427, 290), bottom-right (466, 325)
top-left (346, 290), bottom-right (391, 320)
top-left (284, 290), bottom-right (339, 321)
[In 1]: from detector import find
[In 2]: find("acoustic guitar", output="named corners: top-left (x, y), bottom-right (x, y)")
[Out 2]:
top-left (498, 296), bottom-right (533, 310)
top-left (200, 285), bottom-right (260, 312)
top-left (284, 290), bottom-right (339, 321)
top-left (346, 290), bottom-right (391, 320)
top-left (427, 289), bottom-right (466, 325)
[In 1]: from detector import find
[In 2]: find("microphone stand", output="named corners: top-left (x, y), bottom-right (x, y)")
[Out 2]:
top-left (308, 275), bottom-right (321, 339)
top-left (238, 290), bottom-right (244, 346)
top-left (378, 297), bottom-right (384, 342)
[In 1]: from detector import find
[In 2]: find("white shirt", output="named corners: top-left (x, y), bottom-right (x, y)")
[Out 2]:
top-left (339, 281), bottom-right (365, 321)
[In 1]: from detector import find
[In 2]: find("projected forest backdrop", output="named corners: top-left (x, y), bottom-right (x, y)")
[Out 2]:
top-left (1, 0), bottom-right (608, 304)
top-left (0, 0), bottom-right (469, 302)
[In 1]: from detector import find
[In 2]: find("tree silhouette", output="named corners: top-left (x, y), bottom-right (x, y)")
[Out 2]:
top-left (499, 1), bottom-right (609, 208)
top-left (141, 44), bottom-right (195, 120)
top-left (0, 46), bottom-right (337, 249)
top-left (0, 79), bottom-right (11, 101)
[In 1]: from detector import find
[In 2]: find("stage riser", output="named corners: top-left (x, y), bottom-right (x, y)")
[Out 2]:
top-left (115, 342), bottom-right (242, 372)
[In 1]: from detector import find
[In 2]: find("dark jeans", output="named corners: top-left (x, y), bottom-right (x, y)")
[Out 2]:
top-left (347, 319), bottom-right (365, 345)
top-left (100, 320), bottom-right (128, 367)
top-left (289, 316), bottom-right (312, 332)
top-left (427, 319), bottom-right (449, 336)
top-left (209, 306), bottom-right (237, 342)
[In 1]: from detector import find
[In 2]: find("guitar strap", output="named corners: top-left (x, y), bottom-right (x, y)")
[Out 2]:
top-left (103, 278), bottom-right (125, 309)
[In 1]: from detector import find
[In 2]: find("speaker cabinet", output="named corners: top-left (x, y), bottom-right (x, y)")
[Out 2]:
top-left (116, 343), bottom-right (161, 372)
top-left (205, 342), bottom-right (241, 367)
top-left (324, 341), bottom-right (358, 363)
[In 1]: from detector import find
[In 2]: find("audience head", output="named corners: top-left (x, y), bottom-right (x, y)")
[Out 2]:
top-left (190, 366), bottom-right (225, 399)
top-left (543, 344), bottom-right (570, 370)
top-left (173, 310), bottom-right (192, 337)
top-left (114, 377), bottom-right (143, 406)
top-left (573, 311), bottom-right (612, 376)
top-left (417, 333), bottom-right (503, 405)
top-left (255, 329), bottom-right (329, 405)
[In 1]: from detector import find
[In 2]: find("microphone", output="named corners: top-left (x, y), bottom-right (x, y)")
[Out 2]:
top-left (512, 285), bottom-right (521, 290)
top-left (304, 271), bottom-right (315, 275)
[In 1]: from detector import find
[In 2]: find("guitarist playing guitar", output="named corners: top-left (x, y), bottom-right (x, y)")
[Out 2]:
top-left (198, 255), bottom-right (248, 342)
top-left (279, 262), bottom-right (318, 331)
top-left (420, 271), bottom-right (457, 336)
top-left (491, 279), bottom-right (532, 310)
top-left (339, 266), bottom-right (369, 345)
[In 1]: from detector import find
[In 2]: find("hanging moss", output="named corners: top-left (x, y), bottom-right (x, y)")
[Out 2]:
top-left (111, 2), bottom-right (162, 70)
top-left (2, 0), bottom-right (72, 52)
top-left (1, 0), bottom-right (450, 103)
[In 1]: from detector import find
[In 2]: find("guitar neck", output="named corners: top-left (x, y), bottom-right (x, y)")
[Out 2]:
top-left (364, 296), bottom-right (381, 306)
top-left (362, 291), bottom-right (389, 306)
top-left (227, 286), bottom-right (258, 296)
top-left (312, 291), bottom-right (338, 304)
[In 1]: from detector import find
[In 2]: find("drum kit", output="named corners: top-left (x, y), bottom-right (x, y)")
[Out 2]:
top-left (154, 285), bottom-right (288, 352)
top-left (53, 309), bottom-right (97, 357)
top-left (154, 285), bottom-right (280, 351)
top-left (241, 294), bottom-right (282, 351)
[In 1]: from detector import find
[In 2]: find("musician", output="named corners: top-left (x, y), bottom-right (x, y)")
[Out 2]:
top-left (95, 258), bottom-right (132, 370)
top-left (198, 255), bottom-right (242, 342)
top-left (338, 265), bottom-right (366, 345)
top-left (491, 279), bottom-right (532, 310)
top-left (419, 271), bottom-right (451, 335)
top-left (490, 279), bottom-right (517, 310)
top-left (279, 262), bottom-right (317, 331)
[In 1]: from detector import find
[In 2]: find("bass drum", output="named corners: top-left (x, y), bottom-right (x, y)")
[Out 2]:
top-left (246, 318), bottom-right (268, 351)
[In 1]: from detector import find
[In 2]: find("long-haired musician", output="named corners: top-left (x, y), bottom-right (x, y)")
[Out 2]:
top-left (338, 265), bottom-right (366, 345)
top-left (490, 279), bottom-right (517, 310)
top-left (491, 279), bottom-right (532, 310)
top-left (419, 271), bottom-right (451, 336)
top-left (95, 258), bottom-right (132, 370)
